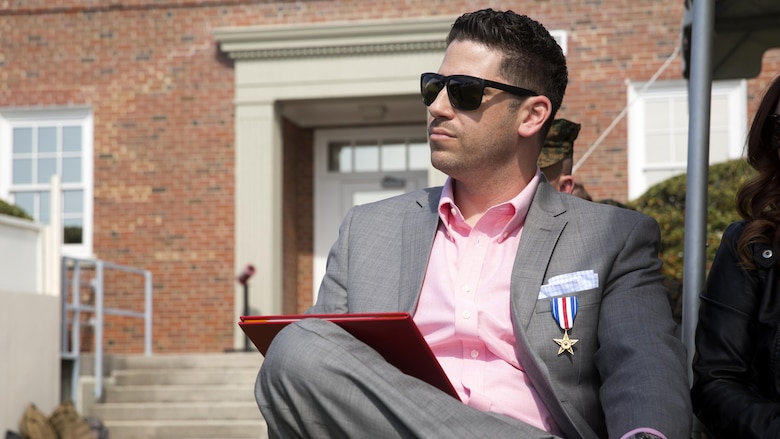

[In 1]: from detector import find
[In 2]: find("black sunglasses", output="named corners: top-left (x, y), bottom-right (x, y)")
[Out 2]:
top-left (420, 73), bottom-right (539, 111)
top-left (768, 114), bottom-right (780, 150)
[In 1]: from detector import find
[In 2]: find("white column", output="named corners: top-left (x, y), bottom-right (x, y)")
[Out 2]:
top-left (45, 174), bottom-right (62, 296)
top-left (233, 102), bottom-right (283, 349)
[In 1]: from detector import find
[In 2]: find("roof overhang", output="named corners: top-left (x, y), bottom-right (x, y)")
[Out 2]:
top-left (682, 0), bottom-right (780, 80)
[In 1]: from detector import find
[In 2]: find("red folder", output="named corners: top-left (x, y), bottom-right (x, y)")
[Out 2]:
top-left (239, 312), bottom-right (459, 400)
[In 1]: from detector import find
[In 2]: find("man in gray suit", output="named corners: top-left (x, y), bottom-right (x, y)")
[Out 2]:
top-left (255, 8), bottom-right (691, 439)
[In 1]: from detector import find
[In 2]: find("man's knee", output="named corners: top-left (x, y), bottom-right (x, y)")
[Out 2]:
top-left (260, 318), bottom-right (334, 383)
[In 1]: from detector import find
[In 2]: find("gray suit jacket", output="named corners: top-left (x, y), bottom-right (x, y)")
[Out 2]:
top-left (310, 180), bottom-right (691, 439)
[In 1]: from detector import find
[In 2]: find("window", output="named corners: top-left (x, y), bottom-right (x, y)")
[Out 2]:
top-left (0, 107), bottom-right (93, 257)
top-left (327, 138), bottom-right (429, 173)
top-left (627, 79), bottom-right (746, 199)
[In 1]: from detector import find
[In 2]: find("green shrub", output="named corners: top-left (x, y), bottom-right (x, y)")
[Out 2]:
top-left (626, 159), bottom-right (755, 320)
top-left (0, 198), bottom-right (33, 221)
top-left (628, 159), bottom-right (754, 282)
top-left (0, 198), bottom-right (82, 243)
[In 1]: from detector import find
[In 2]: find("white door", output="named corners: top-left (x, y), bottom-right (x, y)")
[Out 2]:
top-left (314, 125), bottom-right (429, 302)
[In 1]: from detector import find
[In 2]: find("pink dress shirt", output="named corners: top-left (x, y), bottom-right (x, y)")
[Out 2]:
top-left (413, 172), bottom-right (562, 435)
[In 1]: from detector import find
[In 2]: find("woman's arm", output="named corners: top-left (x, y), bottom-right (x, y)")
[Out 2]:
top-left (691, 222), bottom-right (780, 438)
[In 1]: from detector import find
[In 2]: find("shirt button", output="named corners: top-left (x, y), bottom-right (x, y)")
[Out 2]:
top-left (462, 285), bottom-right (471, 294)
top-left (471, 350), bottom-right (479, 359)
top-left (462, 310), bottom-right (471, 319)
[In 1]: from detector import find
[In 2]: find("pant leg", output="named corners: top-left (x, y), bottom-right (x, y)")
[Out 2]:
top-left (255, 318), bottom-right (561, 439)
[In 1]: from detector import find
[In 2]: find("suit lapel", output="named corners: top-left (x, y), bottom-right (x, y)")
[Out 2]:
top-left (399, 188), bottom-right (441, 313)
top-left (511, 182), bottom-right (567, 329)
top-left (510, 183), bottom-right (595, 439)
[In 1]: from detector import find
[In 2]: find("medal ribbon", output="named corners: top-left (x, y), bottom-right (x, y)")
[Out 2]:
top-left (551, 296), bottom-right (578, 330)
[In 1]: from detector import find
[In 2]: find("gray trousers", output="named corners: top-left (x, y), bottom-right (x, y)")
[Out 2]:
top-left (255, 318), bottom-right (562, 438)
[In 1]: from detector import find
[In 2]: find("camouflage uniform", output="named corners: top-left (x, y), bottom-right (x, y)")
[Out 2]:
top-left (537, 118), bottom-right (582, 168)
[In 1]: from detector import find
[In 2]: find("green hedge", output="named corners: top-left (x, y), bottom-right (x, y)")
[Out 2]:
top-left (626, 159), bottom-right (755, 320)
top-left (628, 158), bottom-right (754, 281)
top-left (0, 198), bottom-right (33, 221)
top-left (0, 199), bottom-right (82, 243)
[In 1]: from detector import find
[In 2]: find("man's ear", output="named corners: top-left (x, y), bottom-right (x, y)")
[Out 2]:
top-left (517, 95), bottom-right (552, 138)
top-left (558, 175), bottom-right (575, 194)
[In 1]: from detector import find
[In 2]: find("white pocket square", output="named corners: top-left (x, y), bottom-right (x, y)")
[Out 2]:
top-left (538, 270), bottom-right (599, 299)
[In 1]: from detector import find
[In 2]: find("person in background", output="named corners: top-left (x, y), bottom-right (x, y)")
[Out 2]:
top-left (538, 118), bottom-right (581, 195)
top-left (691, 74), bottom-right (780, 438)
top-left (572, 182), bottom-right (593, 201)
top-left (255, 8), bottom-right (691, 439)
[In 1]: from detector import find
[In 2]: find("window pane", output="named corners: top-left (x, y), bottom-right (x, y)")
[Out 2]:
top-left (13, 158), bottom-right (33, 184)
top-left (645, 133), bottom-right (669, 163)
top-left (64, 218), bottom-right (82, 227)
top-left (63, 215), bottom-right (83, 244)
top-left (63, 126), bottom-right (82, 152)
top-left (408, 142), bottom-right (429, 170)
top-left (13, 127), bottom-right (33, 153)
top-left (13, 192), bottom-right (35, 218)
top-left (39, 191), bottom-right (50, 224)
top-left (63, 190), bottom-right (83, 214)
top-left (672, 133), bottom-right (688, 162)
top-left (710, 134), bottom-right (730, 162)
top-left (710, 96), bottom-right (728, 126)
top-left (353, 144), bottom-right (379, 172)
top-left (38, 126), bottom-right (57, 153)
top-left (62, 157), bottom-right (82, 183)
top-left (646, 169), bottom-right (685, 190)
top-left (671, 99), bottom-right (689, 131)
top-left (645, 101), bottom-right (668, 130)
top-left (328, 142), bottom-right (351, 172)
top-left (37, 157), bottom-right (57, 184)
top-left (63, 224), bottom-right (83, 244)
top-left (381, 141), bottom-right (406, 172)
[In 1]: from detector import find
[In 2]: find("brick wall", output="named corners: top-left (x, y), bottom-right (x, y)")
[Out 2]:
top-left (1, 2), bottom-right (247, 352)
top-left (282, 118), bottom-right (314, 314)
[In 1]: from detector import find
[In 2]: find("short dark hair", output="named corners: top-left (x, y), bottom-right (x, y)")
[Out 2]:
top-left (447, 9), bottom-right (568, 133)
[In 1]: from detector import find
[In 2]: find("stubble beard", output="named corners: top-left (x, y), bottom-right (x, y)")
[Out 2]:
top-left (430, 147), bottom-right (482, 183)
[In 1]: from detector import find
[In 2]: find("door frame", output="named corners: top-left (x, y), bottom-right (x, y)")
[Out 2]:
top-left (313, 125), bottom-right (429, 301)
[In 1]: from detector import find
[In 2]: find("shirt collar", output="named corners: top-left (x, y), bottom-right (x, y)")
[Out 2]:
top-left (437, 170), bottom-right (541, 238)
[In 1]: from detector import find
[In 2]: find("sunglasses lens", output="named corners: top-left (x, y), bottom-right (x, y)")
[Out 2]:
top-left (421, 74), bottom-right (485, 110)
top-left (447, 77), bottom-right (484, 111)
top-left (421, 74), bottom-right (445, 106)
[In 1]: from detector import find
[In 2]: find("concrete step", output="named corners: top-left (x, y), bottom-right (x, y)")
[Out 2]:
top-left (103, 419), bottom-right (267, 439)
top-left (114, 368), bottom-right (258, 385)
top-left (87, 353), bottom-right (267, 439)
top-left (111, 352), bottom-right (263, 370)
top-left (91, 401), bottom-right (259, 421)
top-left (104, 384), bottom-right (257, 403)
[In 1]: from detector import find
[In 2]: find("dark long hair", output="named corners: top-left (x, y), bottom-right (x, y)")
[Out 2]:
top-left (736, 74), bottom-right (780, 269)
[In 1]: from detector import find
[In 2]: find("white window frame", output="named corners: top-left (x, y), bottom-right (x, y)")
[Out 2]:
top-left (627, 79), bottom-right (747, 200)
top-left (550, 30), bottom-right (567, 56)
top-left (0, 106), bottom-right (94, 258)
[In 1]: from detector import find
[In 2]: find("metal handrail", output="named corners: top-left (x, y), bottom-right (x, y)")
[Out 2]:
top-left (61, 256), bottom-right (153, 403)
